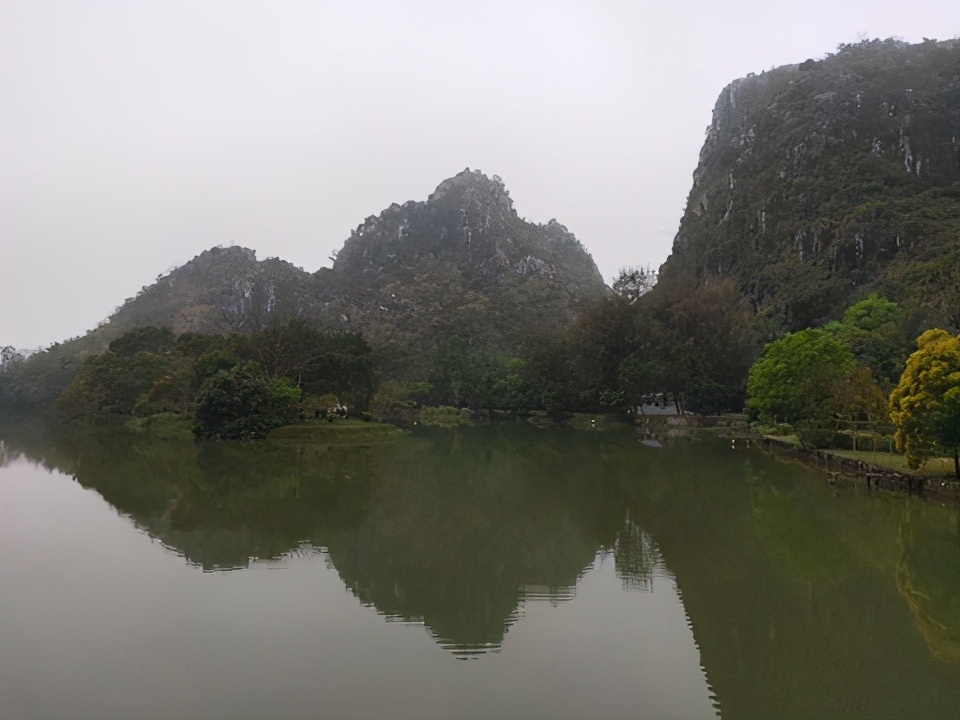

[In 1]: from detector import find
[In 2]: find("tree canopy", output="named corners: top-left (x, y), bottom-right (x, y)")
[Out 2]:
top-left (746, 328), bottom-right (881, 425)
top-left (55, 322), bottom-right (373, 439)
top-left (888, 329), bottom-right (960, 476)
top-left (193, 362), bottom-right (300, 440)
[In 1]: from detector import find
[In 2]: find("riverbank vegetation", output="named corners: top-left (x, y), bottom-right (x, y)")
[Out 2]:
top-left (744, 297), bottom-right (959, 477)
top-left (2, 279), bottom-right (957, 479)
top-left (57, 321), bottom-right (375, 439)
top-left (0, 292), bottom-right (950, 470)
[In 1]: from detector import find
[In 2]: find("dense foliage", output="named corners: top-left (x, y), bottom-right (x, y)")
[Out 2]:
top-left (888, 329), bottom-right (960, 475)
top-left (55, 321), bottom-right (372, 439)
top-left (825, 294), bottom-right (915, 388)
top-left (745, 329), bottom-right (885, 427)
top-left (193, 363), bottom-right (300, 439)
top-left (747, 330), bottom-right (851, 424)
top-left (660, 38), bottom-right (959, 333)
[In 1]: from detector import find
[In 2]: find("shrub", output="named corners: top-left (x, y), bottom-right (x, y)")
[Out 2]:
top-left (193, 362), bottom-right (300, 440)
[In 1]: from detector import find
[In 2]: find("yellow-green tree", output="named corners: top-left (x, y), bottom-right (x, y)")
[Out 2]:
top-left (888, 330), bottom-right (960, 477)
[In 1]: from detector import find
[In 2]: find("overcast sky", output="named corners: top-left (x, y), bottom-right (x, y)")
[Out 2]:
top-left (2, 0), bottom-right (958, 349)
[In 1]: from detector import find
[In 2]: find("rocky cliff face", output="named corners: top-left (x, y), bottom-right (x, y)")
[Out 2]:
top-left (111, 246), bottom-right (316, 336)
top-left (659, 38), bottom-right (960, 330)
top-left (319, 169), bottom-right (607, 357)
top-left (141, 171), bottom-right (606, 354)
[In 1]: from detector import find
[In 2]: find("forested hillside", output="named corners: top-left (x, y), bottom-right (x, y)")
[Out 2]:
top-left (319, 169), bottom-right (607, 377)
top-left (0, 247), bottom-right (316, 406)
top-left (0, 171), bottom-right (606, 406)
top-left (659, 37), bottom-right (959, 332)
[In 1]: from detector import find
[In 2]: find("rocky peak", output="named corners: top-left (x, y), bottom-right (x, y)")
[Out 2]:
top-left (427, 168), bottom-right (515, 212)
top-left (331, 169), bottom-right (602, 293)
top-left (317, 170), bottom-right (606, 357)
top-left (116, 245), bottom-right (314, 335)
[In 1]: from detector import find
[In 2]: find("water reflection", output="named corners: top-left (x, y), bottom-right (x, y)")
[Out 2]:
top-left (612, 518), bottom-right (661, 591)
top-left (1, 414), bottom-right (958, 719)
top-left (1, 419), bottom-right (651, 655)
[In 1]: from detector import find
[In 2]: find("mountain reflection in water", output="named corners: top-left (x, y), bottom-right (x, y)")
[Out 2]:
top-left (1, 416), bottom-right (957, 719)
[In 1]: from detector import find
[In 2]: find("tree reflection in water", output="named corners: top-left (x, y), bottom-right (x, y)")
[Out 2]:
top-left (2, 414), bottom-right (957, 718)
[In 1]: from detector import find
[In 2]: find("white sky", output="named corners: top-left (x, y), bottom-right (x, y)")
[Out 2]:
top-left (2, 0), bottom-right (958, 349)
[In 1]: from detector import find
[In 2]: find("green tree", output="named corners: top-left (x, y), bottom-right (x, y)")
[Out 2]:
top-left (519, 331), bottom-right (576, 413)
top-left (193, 350), bottom-right (240, 388)
top-left (57, 327), bottom-right (185, 415)
top-left (567, 295), bottom-right (642, 409)
top-left (746, 328), bottom-right (871, 425)
top-left (193, 362), bottom-right (300, 440)
top-left (490, 358), bottom-right (533, 410)
top-left (429, 339), bottom-right (505, 409)
top-left (842, 293), bottom-right (902, 332)
top-left (617, 354), bottom-right (666, 409)
top-left (108, 326), bottom-right (175, 357)
top-left (233, 320), bottom-right (374, 407)
top-left (826, 294), bottom-right (913, 388)
top-left (661, 279), bottom-right (756, 414)
top-left (369, 380), bottom-right (431, 424)
top-left (888, 329), bottom-right (960, 476)
top-left (60, 349), bottom-right (170, 415)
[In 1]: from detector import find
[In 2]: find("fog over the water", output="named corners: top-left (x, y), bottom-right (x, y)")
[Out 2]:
top-left (2, 0), bottom-right (957, 349)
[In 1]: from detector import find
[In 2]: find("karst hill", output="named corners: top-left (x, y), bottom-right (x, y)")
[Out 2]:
top-left (321, 169), bottom-right (607, 360)
top-left (657, 37), bottom-right (959, 331)
top-left (1, 170), bottom-right (608, 404)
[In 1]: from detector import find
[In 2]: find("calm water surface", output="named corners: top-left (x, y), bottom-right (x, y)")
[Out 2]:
top-left (0, 418), bottom-right (957, 720)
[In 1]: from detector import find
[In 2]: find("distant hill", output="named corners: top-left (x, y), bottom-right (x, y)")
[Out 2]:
top-left (319, 169), bottom-right (607, 369)
top-left (657, 38), bottom-right (959, 331)
top-left (0, 171), bottom-right (607, 405)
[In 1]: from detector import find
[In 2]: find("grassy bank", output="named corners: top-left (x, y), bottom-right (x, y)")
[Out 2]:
top-left (123, 412), bottom-right (404, 446)
top-left (124, 412), bottom-right (193, 440)
top-left (825, 449), bottom-right (956, 478)
top-left (755, 433), bottom-right (957, 479)
top-left (269, 418), bottom-right (404, 446)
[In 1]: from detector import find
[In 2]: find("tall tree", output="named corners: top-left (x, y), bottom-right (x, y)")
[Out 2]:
top-left (659, 279), bottom-right (757, 414)
top-left (826, 294), bottom-right (912, 389)
top-left (746, 328), bottom-right (882, 425)
top-left (567, 295), bottom-right (642, 407)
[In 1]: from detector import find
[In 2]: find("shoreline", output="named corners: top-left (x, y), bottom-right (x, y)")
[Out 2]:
top-left (752, 434), bottom-right (960, 505)
top-left (631, 411), bottom-right (960, 505)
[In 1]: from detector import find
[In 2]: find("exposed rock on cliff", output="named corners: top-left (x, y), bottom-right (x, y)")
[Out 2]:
top-left (659, 38), bottom-right (959, 330)
top-left (116, 246), bottom-right (316, 336)
top-left (320, 169), bottom-right (607, 361)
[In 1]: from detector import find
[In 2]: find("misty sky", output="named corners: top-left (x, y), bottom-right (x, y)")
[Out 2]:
top-left (2, 0), bottom-right (958, 349)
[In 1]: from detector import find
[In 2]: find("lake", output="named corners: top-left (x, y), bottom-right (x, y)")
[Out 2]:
top-left (1, 417), bottom-right (957, 720)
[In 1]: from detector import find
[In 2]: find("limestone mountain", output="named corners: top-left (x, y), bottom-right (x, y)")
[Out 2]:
top-left (115, 246), bottom-right (317, 336)
top-left (1, 171), bottom-right (607, 405)
top-left (658, 38), bottom-right (960, 331)
top-left (0, 246), bottom-right (317, 406)
top-left (318, 169), bottom-right (607, 369)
